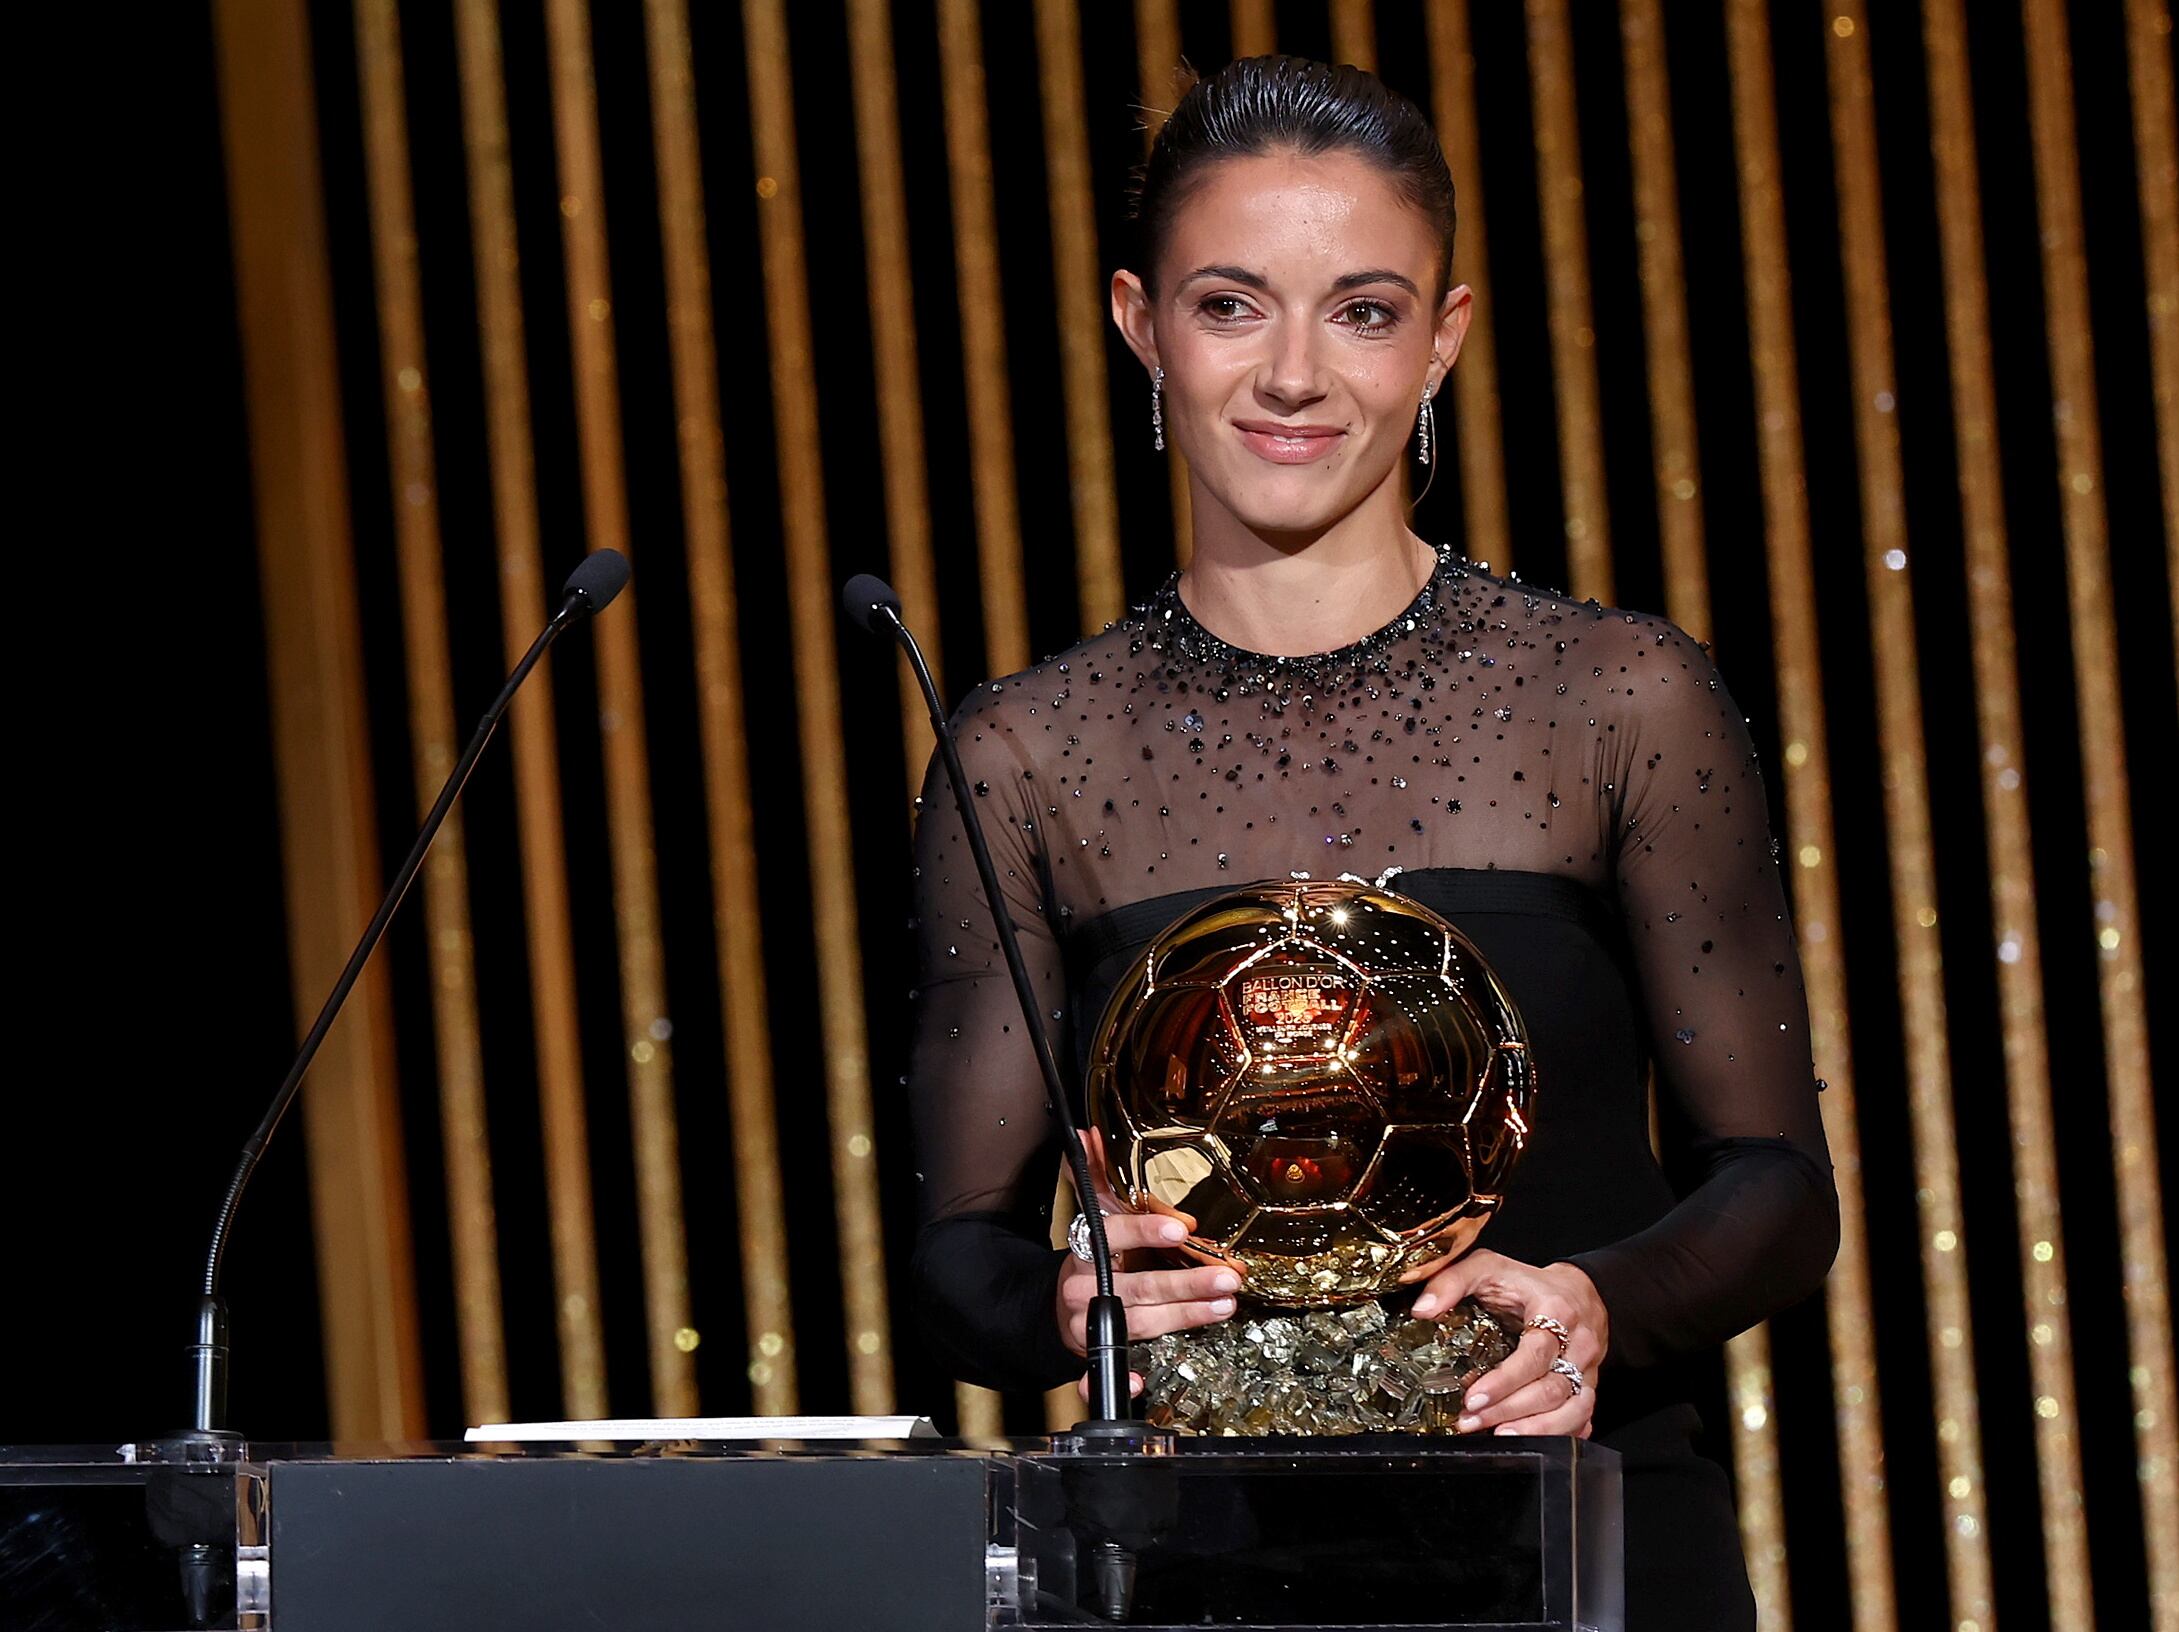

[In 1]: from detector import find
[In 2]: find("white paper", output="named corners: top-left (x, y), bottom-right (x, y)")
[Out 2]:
top-left (463, 1415), bottom-right (938, 1443)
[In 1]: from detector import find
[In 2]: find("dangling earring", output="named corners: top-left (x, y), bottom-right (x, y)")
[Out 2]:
top-left (1152, 365), bottom-right (1166, 450)
top-left (1415, 385), bottom-right (1435, 465)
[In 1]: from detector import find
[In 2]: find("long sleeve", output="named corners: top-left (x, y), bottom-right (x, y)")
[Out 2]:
top-left (902, 690), bottom-right (1085, 1393)
top-left (1562, 617), bottom-right (1841, 1370)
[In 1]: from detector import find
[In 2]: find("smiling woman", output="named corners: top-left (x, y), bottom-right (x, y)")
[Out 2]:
top-left (903, 55), bottom-right (1836, 1632)
top-left (1108, 56), bottom-right (1467, 619)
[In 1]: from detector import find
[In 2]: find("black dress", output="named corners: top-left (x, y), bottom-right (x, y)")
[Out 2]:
top-left (903, 542), bottom-right (1840, 1630)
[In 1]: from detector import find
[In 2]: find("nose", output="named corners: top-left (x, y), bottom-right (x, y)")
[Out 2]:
top-left (1257, 311), bottom-right (1329, 412)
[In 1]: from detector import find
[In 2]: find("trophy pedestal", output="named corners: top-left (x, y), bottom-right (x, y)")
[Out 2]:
top-left (1133, 1295), bottom-right (1523, 1435)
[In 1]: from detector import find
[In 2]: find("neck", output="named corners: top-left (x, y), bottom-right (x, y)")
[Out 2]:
top-left (1178, 485), bottom-right (1436, 658)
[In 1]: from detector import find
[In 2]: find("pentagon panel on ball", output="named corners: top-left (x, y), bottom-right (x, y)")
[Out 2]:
top-left (1085, 879), bottom-right (1535, 1307)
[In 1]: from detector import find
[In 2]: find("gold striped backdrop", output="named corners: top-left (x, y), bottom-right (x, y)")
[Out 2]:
top-left (210, 1), bottom-right (2176, 1625)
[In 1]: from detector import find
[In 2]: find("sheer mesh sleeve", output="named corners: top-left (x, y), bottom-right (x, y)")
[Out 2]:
top-left (903, 688), bottom-right (1083, 1394)
top-left (1562, 616), bottom-right (1840, 1369)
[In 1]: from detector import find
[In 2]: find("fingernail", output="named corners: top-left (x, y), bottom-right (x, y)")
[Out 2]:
top-left (1210, 1297), bottom-right (1235, 1315)
top-left (1457, 1415), bottom-right (1480, 1431)
top-left (1466, 1392), bottom-right (1490, 1409)
top-left (1159, 1219), bottom-right (1186, 1241)
top-left (1411, 1294), bottom-right (1438, 1316)
top-left (1494, 1425), bottom-right (1517, 1436)
top-left (1212, 1271), bottom-right (1240, 1292)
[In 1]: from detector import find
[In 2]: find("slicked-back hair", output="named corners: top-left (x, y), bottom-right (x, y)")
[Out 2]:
top-left (1127, 54), bottom-right (1459, 305)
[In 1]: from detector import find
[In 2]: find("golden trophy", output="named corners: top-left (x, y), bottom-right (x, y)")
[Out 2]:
top-left (1084, 877), bottom-right (1537, 1433)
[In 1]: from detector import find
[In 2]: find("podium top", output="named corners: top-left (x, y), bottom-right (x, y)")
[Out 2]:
top-left (4, 1429), bottom-right (1612, 1471)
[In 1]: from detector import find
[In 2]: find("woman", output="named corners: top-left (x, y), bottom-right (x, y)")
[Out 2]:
top-left (904, 54), bottom-right (1838, 1629)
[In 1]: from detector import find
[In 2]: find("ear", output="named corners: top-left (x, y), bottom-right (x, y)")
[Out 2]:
top-left (1110, 268), bottom-right (1161, 376)
top-left (1429, 284), bottom-right (1475, 393)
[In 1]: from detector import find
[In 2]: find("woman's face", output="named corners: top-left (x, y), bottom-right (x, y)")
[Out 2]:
top-left (1113, 147), bottom-right (1470, 540)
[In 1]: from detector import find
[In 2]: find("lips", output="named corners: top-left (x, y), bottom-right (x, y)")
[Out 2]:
top-left (1233, 420), bottom-right (1346, 465)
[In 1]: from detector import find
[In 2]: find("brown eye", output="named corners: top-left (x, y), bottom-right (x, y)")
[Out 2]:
top-left (1342, 300), bottom-right (1398, 331)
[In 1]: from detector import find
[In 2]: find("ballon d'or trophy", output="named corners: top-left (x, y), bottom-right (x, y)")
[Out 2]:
top-left (1084, 878), bottom-right (1537, 1434)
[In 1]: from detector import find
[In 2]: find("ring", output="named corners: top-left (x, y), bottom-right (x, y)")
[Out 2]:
top-left (1525, 1314), bottom-right (1572, 1357)
top-left (1066, 1209), bottom-right (1110, 1263)
top-left (1550, 1356), bottom-right (1585, 1398)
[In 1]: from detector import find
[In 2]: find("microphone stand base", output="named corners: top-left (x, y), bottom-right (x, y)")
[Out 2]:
top-left (147, 1428), bottom-right (247, 1464)
top-left (143, 1431), bottom-right (247, 1629)
top-left (1049, 1420), bottom-right (1178, 1455)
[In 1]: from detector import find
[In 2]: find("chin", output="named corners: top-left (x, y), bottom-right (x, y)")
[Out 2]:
top-left (1214, 473), bottom-right (1377, 536)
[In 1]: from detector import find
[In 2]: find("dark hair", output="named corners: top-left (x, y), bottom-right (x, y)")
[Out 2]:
top-left (1127, 55), bottom-right (1458, 304)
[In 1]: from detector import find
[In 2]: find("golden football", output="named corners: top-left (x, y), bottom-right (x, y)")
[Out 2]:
top-left (1084, 878), bottom-right (1535, 1306)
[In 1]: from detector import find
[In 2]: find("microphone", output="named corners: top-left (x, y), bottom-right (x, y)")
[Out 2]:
top-left (841, 573), bottom-right (1144, 1437)
top-left (563, 545), bottom-right (631, 615)
top-left (185, 548), bottom-right (632, 1448)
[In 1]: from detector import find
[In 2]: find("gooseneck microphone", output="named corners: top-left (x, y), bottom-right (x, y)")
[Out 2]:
top-left (841, 574), bottom-right (1142, 1437)
top-left (188, 548), bottom-right (631, 1443)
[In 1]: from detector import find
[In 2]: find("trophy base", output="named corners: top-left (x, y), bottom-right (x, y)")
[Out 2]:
top-left (1129, 1294), bottom-right (1522, 1435)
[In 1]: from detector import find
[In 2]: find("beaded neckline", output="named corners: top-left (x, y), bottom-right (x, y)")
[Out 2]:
top-left (1131, 539), bottom-right (1465, 698)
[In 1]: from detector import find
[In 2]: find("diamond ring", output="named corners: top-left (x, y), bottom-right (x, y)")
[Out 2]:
top-left (1550, 1356), bottom-right (1586, 1397)
top-left (1066, 1209), bottom-right (1110, 1263)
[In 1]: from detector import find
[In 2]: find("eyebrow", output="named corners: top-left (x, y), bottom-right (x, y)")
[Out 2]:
top-left (1175, 263), bottom-right (1422, 299)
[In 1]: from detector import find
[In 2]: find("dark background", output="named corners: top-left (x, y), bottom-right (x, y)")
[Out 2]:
top-left (17, 4), bottom-right (2176, 1628)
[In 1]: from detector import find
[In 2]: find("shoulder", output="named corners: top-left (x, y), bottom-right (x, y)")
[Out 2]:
top-left (942, 616), bottom-right (1145, 783)
top-left (1453, 564), bottom-right (1753, 762)
top-left (1494, 569), bottom-right (1737, 730)
top-left (1590, 603), bottom-right (1735, 730)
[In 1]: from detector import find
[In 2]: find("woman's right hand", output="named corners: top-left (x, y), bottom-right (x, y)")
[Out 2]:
top-left (1055, 1126), bottom-right (1241, 1360)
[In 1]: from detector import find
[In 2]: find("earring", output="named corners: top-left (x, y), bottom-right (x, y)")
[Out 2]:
top-left (1152, 365), bottom-right (1166, 450)
top-left (1415, 386), bottom-right (1435, 465)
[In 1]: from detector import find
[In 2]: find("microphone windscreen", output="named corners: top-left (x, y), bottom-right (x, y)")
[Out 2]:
top-left (841, 574), bottom-right (902, 634)
top-left (564, 548), bottom-right (631, 614)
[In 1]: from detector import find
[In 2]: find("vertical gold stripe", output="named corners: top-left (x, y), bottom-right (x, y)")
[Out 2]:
top-left (353, 0), bottom-right (508, 1427)
top-left (1617, 0), bottom-right (1711, 641)
top-left (544, 0), bottom-right (697, 1416)
top-left (839, 0), bottom-right (995, 1437)
top-left (2127, 0), bottom-right (2179, 699)
top-left (2022, 1), bottom-right (2179, 1618)
top-left (1229, 0), bottom-right (1275, 59)
top-left (1037, 0), bottom-right (1126, 633)
top-left (1924, 5), bottom-right (2093, 1624)
top-left (1620, 1), bottom-right (1785, 1612)
top-left (212, 0), bottom-right (425, 1442)
top-left (641, 0), bottom-right (800, 1416)
top-left (1134, 1), bottom-right (1181, 157)
top-left (451, 0), bottom-right (607, 1419)
top-left (1425, 0), bottom-right (1514, 576)
top-left (932, 0), bottom-right (1056, 1425)
top-left (1330, 1), bottom-right (1375, 73)
top-left (842, 0), bottom-right (948, 809)
top-left (1014, 33), bottom-right (1112, 1443)
top-left (938, 0), bottom-right (1031, 680)
top-left (742, 0), bottom-right (896, 1411)
top-left (1724, 2), bottom-right (1896, 1623)
top-left (1725, 1326), bottom-right (1788, 1625)
top-left (1135, 0), bottom-right (1193, 567)
top-left (1826, 9), bottom-right (1994, 1624)
top-left (1524, 0), bottom-right (1613, 602)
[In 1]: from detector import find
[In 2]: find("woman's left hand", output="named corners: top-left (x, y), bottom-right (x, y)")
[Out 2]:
top-left (1402, 1248), bottom-right (1609, 1437)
